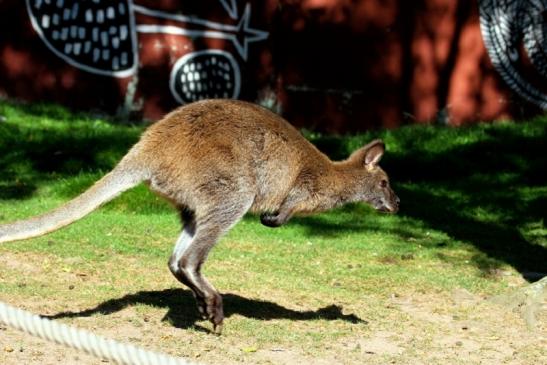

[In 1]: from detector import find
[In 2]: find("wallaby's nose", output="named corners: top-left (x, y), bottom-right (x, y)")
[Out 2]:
top-left (391, 195), bottom-right (400, 213)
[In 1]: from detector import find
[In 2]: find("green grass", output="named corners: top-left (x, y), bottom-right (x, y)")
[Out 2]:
top-left (0, 99), bottom-right (545, 363)
top-left (1, 99), bottom-right (545, 282)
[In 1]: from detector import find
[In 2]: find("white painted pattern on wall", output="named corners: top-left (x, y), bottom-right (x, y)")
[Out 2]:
top-left (219, 0), bottom-right (239, 20)
top-left (26, 0), bottom-right (268, 103)
top-left (170, 50), bottom-right (241, 104)
top-left (26, 0), bottom-right (138, 77)
top-left (479, 0), bottom-right (547, 109)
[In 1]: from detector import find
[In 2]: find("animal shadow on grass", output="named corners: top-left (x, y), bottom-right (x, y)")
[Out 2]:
top-left (46, 289), bottom-right (365, 333)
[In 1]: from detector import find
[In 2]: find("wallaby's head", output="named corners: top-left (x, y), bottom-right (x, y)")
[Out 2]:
top-left (347, 139), bottom-right (400, 213)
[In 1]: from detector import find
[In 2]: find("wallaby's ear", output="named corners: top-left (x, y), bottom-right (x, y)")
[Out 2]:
top-left (364, 139), bottom-right (385, 166)
top-left (350, 139), bottom-right (385, 167)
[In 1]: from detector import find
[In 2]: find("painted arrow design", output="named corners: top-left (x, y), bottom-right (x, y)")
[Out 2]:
top-left (133, 3), bottom-right (268, 61)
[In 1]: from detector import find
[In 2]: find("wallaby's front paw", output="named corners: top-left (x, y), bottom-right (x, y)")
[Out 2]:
top-left (260, 213), bottom-right (283, 227)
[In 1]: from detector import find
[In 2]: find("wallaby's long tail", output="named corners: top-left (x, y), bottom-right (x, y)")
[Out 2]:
top-left (0, 150), bottom-right (148, 244)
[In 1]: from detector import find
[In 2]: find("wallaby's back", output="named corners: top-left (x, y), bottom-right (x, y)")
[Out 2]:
top-left (0, 99), bottom-right (332, 243)
top-left (138, 99), bottom-right (332, 213)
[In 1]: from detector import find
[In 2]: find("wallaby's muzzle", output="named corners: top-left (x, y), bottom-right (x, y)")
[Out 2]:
top-left (389, 194), bottom-right (401, 213)
top-left (372, 192), bottom-right (400, 214)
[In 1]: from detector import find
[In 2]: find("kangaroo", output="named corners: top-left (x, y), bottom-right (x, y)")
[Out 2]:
top-left (0, 99), bottom-right (399, 333)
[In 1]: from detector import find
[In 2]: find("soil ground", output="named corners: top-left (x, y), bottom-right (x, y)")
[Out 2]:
top-left (1, 252), bottom-right (545, 365)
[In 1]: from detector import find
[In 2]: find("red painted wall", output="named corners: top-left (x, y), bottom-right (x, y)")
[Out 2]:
top-left (1, 0), bottom-right (545, 132)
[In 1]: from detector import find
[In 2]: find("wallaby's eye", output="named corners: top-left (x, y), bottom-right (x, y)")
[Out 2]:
top-left (380, 180), bottom-right (388, 188)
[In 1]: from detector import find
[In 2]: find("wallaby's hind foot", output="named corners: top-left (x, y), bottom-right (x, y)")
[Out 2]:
top-left (168, 197), bottom-right (253, 333)
top-left (205, 292), bottom-right (224, 332)
top-left (213, 323), bottom-right (223, 335)
top-left (169, 226), bottom-right (227, 331)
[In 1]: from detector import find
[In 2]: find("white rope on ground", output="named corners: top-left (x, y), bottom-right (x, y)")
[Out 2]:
top-left (0, 300), bottom-right (198, 365)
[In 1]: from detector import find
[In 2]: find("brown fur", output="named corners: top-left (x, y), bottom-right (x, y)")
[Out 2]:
top-left (0, 99), bottom-right (399, 333)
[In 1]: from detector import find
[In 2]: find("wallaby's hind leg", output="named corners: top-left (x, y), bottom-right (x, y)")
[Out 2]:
top-left (168, 214), bottom-right (206, 313)
top-left (168, 199), bottom-right (252, 333)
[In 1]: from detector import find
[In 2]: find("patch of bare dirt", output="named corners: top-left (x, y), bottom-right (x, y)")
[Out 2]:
top-left (1, 252), bottom-right (545, 365)
top-left (0, 252), bottom-right (44, 274)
